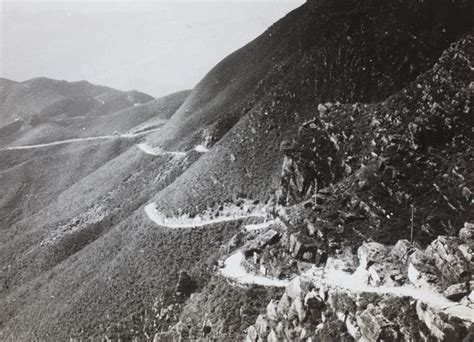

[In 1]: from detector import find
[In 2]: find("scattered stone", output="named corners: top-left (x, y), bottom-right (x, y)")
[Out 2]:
top-left (258, 229), bottom-right (281, 246)
top-left (277, 292), bottom-right (291, 318)
top-left (288, 297), bottom-right (306, 322)
top-left (267, 330), bottom-right (278, 342)
top-left (153, 332), bottom-right (179, 342)
top-left (307, 221), bottom-right (317, 236)
top-left (267, 300), bottom-right (279, 322)
top-left (425, 236), bottom-right (470, 282)
top-left (357, 304), bottom-right (400, 341)
top-left (459, 222), bottom-right (474, 242)
top-left (255, 314), bottom-right (270, 338)
top-left (287, 277), bottom-right (306, 300)
top-left (444, 282), bottom-right (470, 301)
top-left (300, 327), bottom-right (310, 340)
top-left (408, 252), bottom-right (441, 291)
top-left (357, 242), bottom-right (391, 269)
top-left (284, 323), bottom-right (300, 340)
top-left (415, 301), bottom-right (458, 341)
top-left (318, 103), bottom-right (328, 114)
top-left (288, 232), bottom-right (319, 261)
top-left (275, 322), bottom-right (285, 339)
top-left (345, 315), bottom-right (362, 340)
top-left (391, 239), bottom-right (416, 262)
top-left (247, 325), bottom-right (258, 341)
top-left (304, 289), bottom-right (324, 309)
top-left (227, 232), bottom-right (244, 252)
top-left (457, 244), bottom-right (473, 263)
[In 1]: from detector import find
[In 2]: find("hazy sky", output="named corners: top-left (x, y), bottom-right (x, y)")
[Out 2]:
top-left (0, 1), bottom-right (303, 97)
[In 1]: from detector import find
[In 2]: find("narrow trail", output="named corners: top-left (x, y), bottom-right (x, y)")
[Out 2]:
top-left (194, 145), bottom-right (210, 153)
top-left (245, 219), bottom-right (278, 232)
top-left (143, 200), bottom-right (474, 323)
top-left (2, 127), bottom-right (163, 151)
top-left (220, 251), bottom-right (289, 287)
top-left (137, 143), bottom-right (186, 157)
top-left (302, 260), bottom-right (474, 322)
top-left (137, 142), bottom-right (210, 157)
top-left (143, 202), bottom-right (289, 287)
top-left (144, 203), bottom-right (266, 229)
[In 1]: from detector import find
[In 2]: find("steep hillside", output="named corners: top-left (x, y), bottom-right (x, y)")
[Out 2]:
top-left (149, 0), bottom-right (472, 214)
top-left (157, 31), bottom-right (474, 342)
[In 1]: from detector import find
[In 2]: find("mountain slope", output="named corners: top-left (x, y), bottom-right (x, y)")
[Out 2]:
top-left (148, 0), bottom-right (472, 214)
top-left (0, 0), bottom-right (472, 341)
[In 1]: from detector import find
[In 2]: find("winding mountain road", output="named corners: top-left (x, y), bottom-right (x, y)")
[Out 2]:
top-left (2, 127), bottom-right (163, 151)
top-left (143, 200), bottom-right (474, 324)
top-left (137, 143), bottom-right (186, 157)
top-left (303, 260), bottom-right (474, 323)
top-left (220, 250), bottom-right (289, 287)
top-left (144, 202), bottom-right (267, 229)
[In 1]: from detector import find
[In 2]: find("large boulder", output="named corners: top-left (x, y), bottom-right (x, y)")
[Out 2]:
top-left (408, 251), bottom-right (441, 291)
top-left (415, 301), bottom-right (460, 341)
top-left (356, 304), bottom-right (400, 341)
top-left (274, 322), bottom-right (285, 339)
top-left (287, 277), bottom-right (310, 300)
top-left (345, 315), bottom-right (362, 340)
top-left (391, 239), bottom-right (416, 262)
top-left (243, 229), bottom-right (281, 257)
top-left (459, 222), bottom-right (474, 243)
top-left (443, 282), bottom-right (470, 301)
top-left (267, 330), bottom-right (279, 342)
top-left (357, 242), bottom-right (391, 269)
top-left (284, 323), bottom-right (302, 341)
top-left (277, 292), bottom-right (292, 319)
top-left (288, 232), bottom-right (319, 261)
top-left (367, 263), bottom-right (405, 287)
top-left (425, 236), bottom-right (470, 282)
top-left (255, 314), bottom-right (270, 338)
top-left (267, 300), bottom-right (280, 322)
top-left (258, 229), bottom-right (281, 246)
top-left (247, 325), bottom-right (258, 342)
top-left (304, 289), bottom-right (325, 309)
top-left (457, 243), bottom-right (474, 265)
top-left (288, 297), bottom-right (307, 322)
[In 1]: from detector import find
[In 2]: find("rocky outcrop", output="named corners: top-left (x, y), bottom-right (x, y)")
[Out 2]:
top-left (244, 232), bottom-right (474, 342)
top-left (425, 236), bottom-right (470, 282)
top-left (356, 304), bottom-right (400, 341)
top-left (459, 223), bottom-right (474, 242)
top-left (283, 231), bottom-right (321, 262)
top-left (408, 230), bottom-right (473, 299)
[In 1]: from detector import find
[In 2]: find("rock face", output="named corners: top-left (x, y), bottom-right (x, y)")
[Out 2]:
top-left (277, 152), bottom-right (316, 206)
top-left (410, 234), bottom-right (473, 296)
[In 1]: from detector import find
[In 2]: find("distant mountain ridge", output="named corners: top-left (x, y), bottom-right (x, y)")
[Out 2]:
top-left (0, 77), bottom-right (192, 148)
